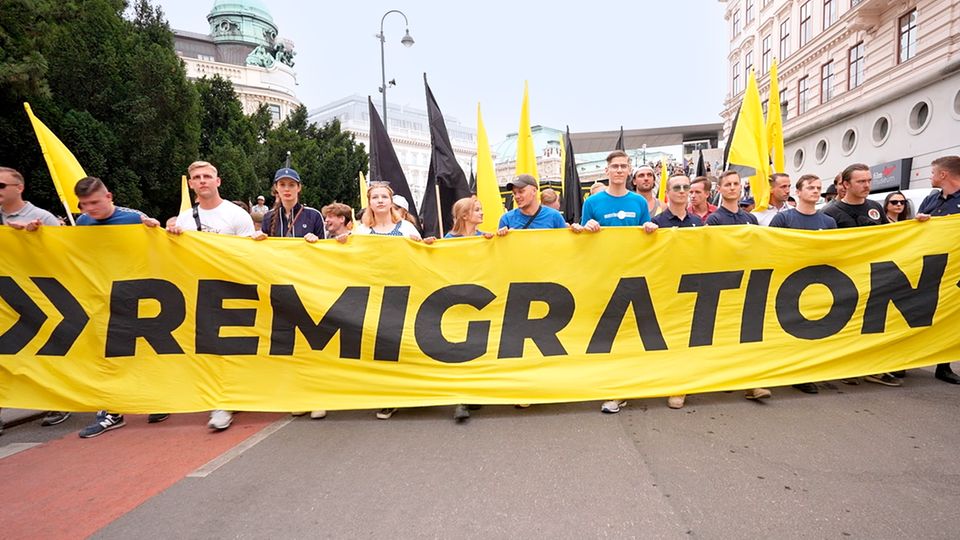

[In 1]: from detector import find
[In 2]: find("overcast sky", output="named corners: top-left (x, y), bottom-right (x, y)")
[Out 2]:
top-left (156, 0), bottom-right (729, 143)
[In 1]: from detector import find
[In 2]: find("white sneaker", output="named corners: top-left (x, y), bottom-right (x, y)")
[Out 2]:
top-left (667, 395), bottom-right (686, 409)
top-left (601, 400), bottom-right (625, 414)
top-left (291, 411), bottom-right (307, 416)
top-left (310, 410), bottom-right (327, 419)
top-left (208, 410), bottom-right (233, 430)
top-left (376, 408), bottom-right (397, 419)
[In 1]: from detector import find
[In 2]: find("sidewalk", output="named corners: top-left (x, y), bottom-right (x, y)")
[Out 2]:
top-left (0, 408), bottom-right (43, 429)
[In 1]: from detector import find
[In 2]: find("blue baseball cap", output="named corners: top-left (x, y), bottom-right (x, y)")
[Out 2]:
top-left (273, 167), bottom-right (301, 183)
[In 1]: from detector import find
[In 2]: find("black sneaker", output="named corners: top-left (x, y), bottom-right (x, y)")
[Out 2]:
top-left (0, 420), bottom-right (4, 436)
top-left (147, 414), bottom-right (170, 424)
top-left (935, 366), bottom-right (960, 384)
top-left (891, 370), bottom-right (907, 378)
top-left (453, 404), bottom-right (470, 422)
top-left (79, 412), bottom-right (125, 438)
top-left (41, 411), bottom-right (71, 426)
top-left (792, 383), bottom-right (819, 394)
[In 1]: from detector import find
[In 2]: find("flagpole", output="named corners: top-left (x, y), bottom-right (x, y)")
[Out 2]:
top-left (434, 183), bottom-right (443, 233)
top-left (59, 198), bottom-right (76, 226)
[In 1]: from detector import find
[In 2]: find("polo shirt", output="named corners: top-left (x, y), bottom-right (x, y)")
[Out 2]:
top-left (1, 201), bottom-right (60, 226)
top-left (917, 189), bottom-right (960, 216)
top-left (687, 203), bottom-right (716, 223)
top-left (651, 207), bottom-right (703, 228)
top-left (705, 205), bottom-right (759, 226)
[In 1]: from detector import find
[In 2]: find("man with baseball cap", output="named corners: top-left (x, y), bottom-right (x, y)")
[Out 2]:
top-left (251, 194), bottom-right (269, 222)
top-left (496, 174), bottom-right (566, 234)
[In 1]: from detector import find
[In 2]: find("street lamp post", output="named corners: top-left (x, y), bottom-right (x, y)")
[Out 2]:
top-left (376, 10), bottom-right (414, 133)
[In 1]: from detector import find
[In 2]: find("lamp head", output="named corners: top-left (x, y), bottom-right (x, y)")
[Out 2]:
top-left (401, 29), bottom-right (414, 47)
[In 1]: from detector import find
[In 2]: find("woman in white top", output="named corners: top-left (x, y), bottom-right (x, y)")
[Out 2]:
top-left (354, 182), bottom-right (422, 240)
top-left (354, 182), bottom-right (421, 419)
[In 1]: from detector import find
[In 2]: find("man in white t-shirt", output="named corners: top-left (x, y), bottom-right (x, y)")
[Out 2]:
top-left (166, 161), bottom-right (255, 431)
top-left (168, 161), bottom-right (255, 236)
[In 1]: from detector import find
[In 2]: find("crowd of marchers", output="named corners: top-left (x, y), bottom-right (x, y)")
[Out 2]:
top-left (1, 151), bottom-right (958, 435)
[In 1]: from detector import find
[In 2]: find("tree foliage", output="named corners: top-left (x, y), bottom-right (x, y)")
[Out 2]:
top-left (0, 0), bottom-right (367, 221)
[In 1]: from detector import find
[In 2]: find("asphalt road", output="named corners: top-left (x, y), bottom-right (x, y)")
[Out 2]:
top-left (2, 366), bottom-right (959, 539)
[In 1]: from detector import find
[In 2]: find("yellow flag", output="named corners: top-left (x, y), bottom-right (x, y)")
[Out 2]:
top-left (766, 59), bottom-right (785, 174)
top-left (659, 156), bottom-right (669, 203)
top-left (514, 81), bottom-right (539, 183)
top-left (358, 170), bottom-right (369, 209)
top-left (180, 175), bottom-right (191, 213)
top-left (727, 70), bottom-right (770, 211)
top-left (476, 104), bottom-right (504, 233)
top-left (23, 103), bottom-right (85, 214)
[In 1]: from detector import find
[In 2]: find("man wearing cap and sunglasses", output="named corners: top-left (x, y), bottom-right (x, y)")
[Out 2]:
top-left (167, 160), bottom-right (255, 431)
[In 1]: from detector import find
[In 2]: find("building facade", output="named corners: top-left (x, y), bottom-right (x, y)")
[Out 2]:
top-left (722, 0), bottom-right (960, 191)
top-left (307, 96), bottom-right (477, 208)
top-left (173, 0), bottom-right (300, 123)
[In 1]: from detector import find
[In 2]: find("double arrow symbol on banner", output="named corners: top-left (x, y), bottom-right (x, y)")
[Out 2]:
top-left (0, 277), bottom-right (88, 355)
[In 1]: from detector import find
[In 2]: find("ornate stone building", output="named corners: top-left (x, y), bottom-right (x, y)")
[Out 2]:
top-left (721, 0), bottom-right (960, 191)
top-left (173, 0), bottom-right (300, 123)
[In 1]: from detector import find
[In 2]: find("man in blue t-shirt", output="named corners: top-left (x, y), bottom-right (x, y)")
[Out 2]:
top-left (574, 150), bottom-right (657, 234)
top-left (74, 175), bottom-right (153, 225)
top-left (572, 150), bottom-right (658, 415)
top-left (769, 174), bottom-right (837, 231)
top-left (496, 174), bottom-right (566, 234)
top-left (72, 176), bottom-right (169, 438)
top-left (769, 174), bottom-right (836, 395)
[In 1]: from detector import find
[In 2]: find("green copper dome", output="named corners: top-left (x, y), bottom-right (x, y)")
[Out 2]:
top-left (207, 0), bottom-right (278, 48)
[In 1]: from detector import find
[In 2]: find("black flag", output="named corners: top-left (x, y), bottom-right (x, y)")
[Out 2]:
top-left (615, 125), bottom-right (625, 151)
top-left (561, 126), bottom-right (583, 225)
top-left (420, 74), bottom-right (472, 237)
top-left (696, 149), bottom-right (706, 177)
top-left (368, 96), bottom-right (417, 215)
top-left (721, 105), bottom-right (741, 173)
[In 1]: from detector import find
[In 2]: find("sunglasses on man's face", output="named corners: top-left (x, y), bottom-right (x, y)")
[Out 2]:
top-left (670, 184), bottom-right (691, 192)
top-left (0, 182), bottom-right (22, 189)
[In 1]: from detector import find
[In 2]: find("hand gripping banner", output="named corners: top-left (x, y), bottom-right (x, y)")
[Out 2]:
top-left (1, 217), bottom-right (959, 413)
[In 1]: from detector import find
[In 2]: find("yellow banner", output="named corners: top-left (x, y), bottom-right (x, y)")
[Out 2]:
top-left (2, 218), bottom-right (959, 413)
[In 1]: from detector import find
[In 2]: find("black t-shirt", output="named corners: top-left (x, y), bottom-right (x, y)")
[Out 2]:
top-left (769, 208), bottom-right (837, 230)
top-left (822, 199), bottom-right (888, 228)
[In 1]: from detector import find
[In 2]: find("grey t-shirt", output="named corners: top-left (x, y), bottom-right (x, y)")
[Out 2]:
top-left (1, 201), bottom-right (60, 226)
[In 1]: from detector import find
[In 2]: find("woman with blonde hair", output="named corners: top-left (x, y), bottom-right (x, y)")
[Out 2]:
top-left (445, 196), bottom-right (494, 239)
top-left (355, 182), bottom-right (422, 240)
top-left (354, 182), bottom-right (421, 419)
top-left (442, 196), bottom-right (493, 422)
